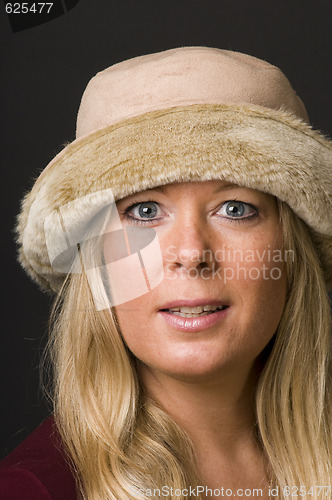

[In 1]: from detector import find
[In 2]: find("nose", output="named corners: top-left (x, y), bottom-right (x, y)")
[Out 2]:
top-left (163, 213), bottom-right (219, 276)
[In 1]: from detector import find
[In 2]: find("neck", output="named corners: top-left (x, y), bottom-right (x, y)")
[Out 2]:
top-left (139, 361), bottom-right (259, 454)
top-left (138, 360), bottom-right (271, 497)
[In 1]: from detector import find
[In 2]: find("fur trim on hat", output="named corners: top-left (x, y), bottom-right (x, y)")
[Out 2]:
top-left (16, 104), bottom-right (332, 291)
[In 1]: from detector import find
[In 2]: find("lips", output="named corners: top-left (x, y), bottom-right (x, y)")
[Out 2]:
top-left (158, 299), bottom-right (230, 331)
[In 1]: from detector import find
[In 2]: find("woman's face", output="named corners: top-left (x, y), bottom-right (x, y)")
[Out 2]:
top-left (108, 181), bottom-right (288, 382)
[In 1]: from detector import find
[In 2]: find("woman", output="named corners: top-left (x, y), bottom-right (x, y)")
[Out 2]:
top-left (1, 47), bottom-right (332, 499)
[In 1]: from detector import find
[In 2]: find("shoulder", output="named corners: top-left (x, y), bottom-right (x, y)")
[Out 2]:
top-left (0, 417), bottom-right (78, 500)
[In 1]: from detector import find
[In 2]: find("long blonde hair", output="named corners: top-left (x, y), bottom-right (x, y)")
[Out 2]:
top-left (44, 200), bottom-right (332, 499)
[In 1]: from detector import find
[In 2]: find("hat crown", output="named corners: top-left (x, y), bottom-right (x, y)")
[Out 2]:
top-left (76, 46), bottom-right (308, 138)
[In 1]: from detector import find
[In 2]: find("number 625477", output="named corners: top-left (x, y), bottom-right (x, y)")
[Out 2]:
top-left (5, 3), bottom-right (53, 14)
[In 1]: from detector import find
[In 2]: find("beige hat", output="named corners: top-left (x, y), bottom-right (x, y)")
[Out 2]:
top-left (16, 46), bottom-right (332, 291)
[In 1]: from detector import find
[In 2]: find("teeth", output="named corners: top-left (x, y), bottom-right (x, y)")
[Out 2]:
top-left (166, 305), bottom-right (225, 317)
top-left (203, 305), bottom-right (223, 312)
top-left (169, 305), bottom-right (223, 313)
top-left (172, 311), bottom-right (211, 318)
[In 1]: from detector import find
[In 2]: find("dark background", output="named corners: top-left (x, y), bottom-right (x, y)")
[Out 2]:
top-left (1, 0), bottom-right (332, 458)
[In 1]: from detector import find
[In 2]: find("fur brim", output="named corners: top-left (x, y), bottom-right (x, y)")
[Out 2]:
top-left (16, 104), bottom-right (332, 291)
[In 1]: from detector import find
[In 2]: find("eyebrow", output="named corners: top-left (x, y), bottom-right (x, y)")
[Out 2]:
top-left (213, 182), bottom-right (241, 192)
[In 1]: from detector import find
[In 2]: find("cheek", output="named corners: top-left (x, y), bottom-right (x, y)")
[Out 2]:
top-left (227, 235), bottom-right (288, 338)
top-left (114, 299), bottom-right (151, 353)
top-left (242, 273), bottom-right (287, 332)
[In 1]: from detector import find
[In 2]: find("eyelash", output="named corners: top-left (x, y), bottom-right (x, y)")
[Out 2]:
top-left (225, 213), bottom-right (256, 224)
top-left (120, 199), bottom-right (258, 225)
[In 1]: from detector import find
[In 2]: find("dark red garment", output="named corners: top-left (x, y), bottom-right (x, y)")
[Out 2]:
top-left (0, 417), bottom-right (78, 499)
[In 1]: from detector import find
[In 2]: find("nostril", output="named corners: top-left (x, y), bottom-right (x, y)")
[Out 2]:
top-left (198, 261), bottom-right (211, 269)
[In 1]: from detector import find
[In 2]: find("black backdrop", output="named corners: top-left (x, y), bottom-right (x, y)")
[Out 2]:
top-left (1, 0), bottom-right (332, 458)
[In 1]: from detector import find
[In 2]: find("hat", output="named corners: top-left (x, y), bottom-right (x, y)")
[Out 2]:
top-left (16, 46), bottom-right (332, 292)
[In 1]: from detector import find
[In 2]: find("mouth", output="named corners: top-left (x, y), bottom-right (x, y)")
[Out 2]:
top-left (158, 300), bottom-right (230, 332)
top-left (160, 305), bottom-right (228, 318)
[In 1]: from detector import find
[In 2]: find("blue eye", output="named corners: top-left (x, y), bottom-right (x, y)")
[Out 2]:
top-left (218, 201), bottom-right (257, 220)
top-left (136, 202), bottom-right (158, 218)
top-left (124, 201), bottom-right (161, 223)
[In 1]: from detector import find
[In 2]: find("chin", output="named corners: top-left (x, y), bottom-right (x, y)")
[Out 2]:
top-left (142, 353), bottom-right (243, 384)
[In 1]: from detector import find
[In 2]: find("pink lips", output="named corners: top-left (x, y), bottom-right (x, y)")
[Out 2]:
top-left (158, 299), bottom-right (230, 332)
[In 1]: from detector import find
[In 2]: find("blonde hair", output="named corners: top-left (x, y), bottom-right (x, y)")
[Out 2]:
top-left (44, 200), bottom-right (332, 499)
top-left (256, 201), bottom-right (332, 493)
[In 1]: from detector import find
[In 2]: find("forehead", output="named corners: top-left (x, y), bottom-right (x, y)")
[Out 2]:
top-left (119, 180), bottom-right (275, 202)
